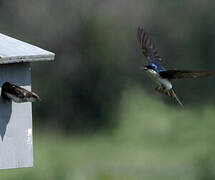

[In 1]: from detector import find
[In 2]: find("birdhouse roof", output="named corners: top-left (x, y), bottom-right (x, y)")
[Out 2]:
top-left (0, 33), bottom-right (55, 64)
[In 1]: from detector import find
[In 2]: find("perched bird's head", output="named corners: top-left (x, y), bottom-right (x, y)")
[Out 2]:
top-left (1, 81), bottom-right (41, 103)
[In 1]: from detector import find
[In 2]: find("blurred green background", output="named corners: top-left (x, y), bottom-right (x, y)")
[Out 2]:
top-left (1, 0), bottom-right (215, 179)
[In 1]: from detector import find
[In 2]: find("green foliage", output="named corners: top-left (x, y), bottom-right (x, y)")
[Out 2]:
top-left (1, 90), bottom-right (215, 179)
top-left (1, 1), bottom-right (215, 178)
top-left (1, 0), bottom-right (215, 132)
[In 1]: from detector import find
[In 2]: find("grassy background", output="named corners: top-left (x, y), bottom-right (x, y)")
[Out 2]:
top-left (1, 87), bottom-right (215, 180)
top-left (1, 1), bottom-right (215, 178)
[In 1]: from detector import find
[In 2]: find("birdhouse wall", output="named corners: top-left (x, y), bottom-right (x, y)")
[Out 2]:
top-left (0, 62), bottom-right (33, 169)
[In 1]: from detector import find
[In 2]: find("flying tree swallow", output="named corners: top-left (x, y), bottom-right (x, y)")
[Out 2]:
top-left (137, 27), bottom-right (215, 106)
top-left (1, 82), bottom-right (40, 103)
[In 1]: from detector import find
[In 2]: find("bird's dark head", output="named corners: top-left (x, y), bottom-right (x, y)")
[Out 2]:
top-left (2, 82), bottom-right (12, 89)
top-left (140, 63), bottom-right (165, 72)
top-left (143, 65), bottom-right (153, 70)
top-left (141, 64), bottom-right (157, 71)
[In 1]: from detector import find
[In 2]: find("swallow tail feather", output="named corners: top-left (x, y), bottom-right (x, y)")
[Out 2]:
top-left (155, 86), bottom-right (183, 107)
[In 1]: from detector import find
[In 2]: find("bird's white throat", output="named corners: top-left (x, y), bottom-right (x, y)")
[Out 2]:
top-left (146, 69), bottom-right (172, 90)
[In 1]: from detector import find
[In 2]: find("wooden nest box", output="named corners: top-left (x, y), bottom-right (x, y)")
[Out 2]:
top-left (0, 33), bottom-right (55, 169)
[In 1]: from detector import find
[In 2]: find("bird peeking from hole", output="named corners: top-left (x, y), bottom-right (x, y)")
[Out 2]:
top-left (1, 82), bottom-right (40, 103)
top-left (137, 27), bottom-right (215, 106)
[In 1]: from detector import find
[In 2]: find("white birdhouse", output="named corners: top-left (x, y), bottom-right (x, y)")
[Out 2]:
top-left (0, 33), bottom-right (55, 169)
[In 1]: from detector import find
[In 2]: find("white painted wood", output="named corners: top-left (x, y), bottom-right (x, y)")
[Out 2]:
top-left (0, 63), bottom-right (33, 169)
top-left (0, 33), bottom-right (55, 169)
top-left (0, 33), bottom-right (55, 64)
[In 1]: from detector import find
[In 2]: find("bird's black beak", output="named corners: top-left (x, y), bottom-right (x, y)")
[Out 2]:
top-left (140, 66), bottom-right (148, 70)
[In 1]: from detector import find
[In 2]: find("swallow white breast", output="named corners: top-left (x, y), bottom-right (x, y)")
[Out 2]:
top-left (146, 69), bottom-right (173, 90)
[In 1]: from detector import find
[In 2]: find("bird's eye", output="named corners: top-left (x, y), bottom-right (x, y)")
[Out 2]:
top-left (151, 64), bottom-right (157, 69)
top-left (150, 65), bottom-right (154, 69)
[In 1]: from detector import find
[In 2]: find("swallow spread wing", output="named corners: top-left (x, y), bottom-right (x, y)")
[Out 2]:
top-left (1, 82), bottom-right (40, 103)
top-left (159, 70), bottom-right (215, 79)
top-left (137, 26), bottom-right (215, 106)
top-left (137, 27), bottom-right (162, 63)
